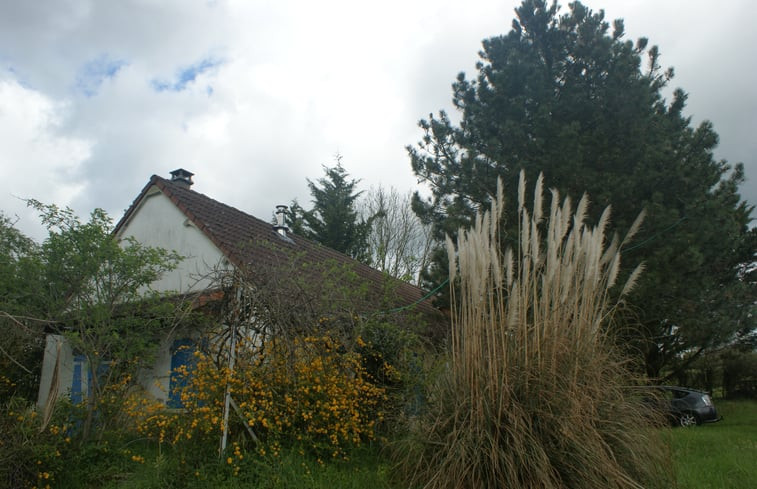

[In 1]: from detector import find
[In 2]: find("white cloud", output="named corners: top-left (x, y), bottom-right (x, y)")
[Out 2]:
top-left (0, 77), bottom-right (91, 241)
top-left (0, 0), bottom-right (754, 242)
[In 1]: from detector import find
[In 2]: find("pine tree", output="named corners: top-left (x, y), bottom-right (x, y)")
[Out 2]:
top-left (410, 0), bottom-right (756, 378)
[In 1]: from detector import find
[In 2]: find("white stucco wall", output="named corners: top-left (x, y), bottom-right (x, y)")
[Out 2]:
top-left (37, 334), bottom-right (183, 407)
top-left (136, 337), bottom-right (173, 404)
top-left (116, 187), bottom-right (229, 294)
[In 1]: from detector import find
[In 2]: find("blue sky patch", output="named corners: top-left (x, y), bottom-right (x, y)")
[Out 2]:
top-left (76, 55), bottom-right (127, 97)
top-left (151, 57), bottom-right (222, 92)
top-left (4, 66), bottom-right (34, 90)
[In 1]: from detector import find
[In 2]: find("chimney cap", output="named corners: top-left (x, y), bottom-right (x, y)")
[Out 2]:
top-left (169, 168), bottom-right (194, 188)
top-left (273, 205), bottom-right (293, 243)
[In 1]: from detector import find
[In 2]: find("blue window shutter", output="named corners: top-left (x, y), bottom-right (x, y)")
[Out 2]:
top-left (71, 355), bottom-right (86, 404)
top-left (168, 339), bottom-right (195, 408)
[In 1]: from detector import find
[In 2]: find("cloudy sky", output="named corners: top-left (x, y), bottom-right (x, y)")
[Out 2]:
top-left (1, 0), bottom-right (755, 242)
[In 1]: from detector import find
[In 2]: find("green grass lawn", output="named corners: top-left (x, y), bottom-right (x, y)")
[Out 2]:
top-left (671, 400), bottom-right (757, 489)
top-left (84, 444), bottom-right (397, 489)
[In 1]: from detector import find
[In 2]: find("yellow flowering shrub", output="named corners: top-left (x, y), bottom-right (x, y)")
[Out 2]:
top-left (132, 334), bottom-right (386, 462)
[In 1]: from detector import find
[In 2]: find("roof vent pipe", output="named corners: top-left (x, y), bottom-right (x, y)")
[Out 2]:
top-left (170, 168), bottom-right (194, 189)
top-left (273, 205), bottom-right (289, 237)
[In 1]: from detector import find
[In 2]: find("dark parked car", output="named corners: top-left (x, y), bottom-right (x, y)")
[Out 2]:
top-left (645, 386), bottom-right (722, 427)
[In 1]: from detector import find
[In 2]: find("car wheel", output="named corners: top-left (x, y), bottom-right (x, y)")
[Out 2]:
top-left (678, 412), bottom-right (698, 427)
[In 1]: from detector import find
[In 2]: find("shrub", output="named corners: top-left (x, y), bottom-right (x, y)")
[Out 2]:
top-left (1, 392), bottom-right (156, 488)
top-left (0, 396), bottom-right (72, 488)
top-left (355, 318), bottom-right (428, 421)
top-left (131, 333), bottom-right (386, 472)
top-left (721, 349), bottom-right (757, 399)
top-left (397, 174), bottom-right (673, 488)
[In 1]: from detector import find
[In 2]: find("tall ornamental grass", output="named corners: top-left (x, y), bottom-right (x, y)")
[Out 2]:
top-left (399, 173), bottom-right (673, 489)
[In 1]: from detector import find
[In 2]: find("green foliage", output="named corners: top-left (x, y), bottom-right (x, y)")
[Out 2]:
top-left (356, 318), bottom-right (428, 423)
top-left (211, 243), bottom-right (434, 356)
top-left (289, 156), bottom-right (373, 262)
top-left (409, 0), bottom-right (755, 378)
top-left (0, 213), bottom-right (40, 308)
top-left (0, 213), bottom-right (45, 400)
top-left (0, 396), bottom-right (73, 488)
top-left (720, 349), bottom-right (757, 399)
top-left (26, 200), bottom-right (183, 441)
top-left (681, 346), bottom-right (757, 399)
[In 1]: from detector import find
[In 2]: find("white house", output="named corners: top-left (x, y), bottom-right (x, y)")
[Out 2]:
top-left (37, 169), bottom-right (437, 409)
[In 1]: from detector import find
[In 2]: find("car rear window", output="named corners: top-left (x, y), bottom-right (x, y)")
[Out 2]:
top-left (688, 395), bottom-right (707, 408)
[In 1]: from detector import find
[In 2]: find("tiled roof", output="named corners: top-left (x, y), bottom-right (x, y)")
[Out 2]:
top-left (114, 175), bottom-right (439, 317)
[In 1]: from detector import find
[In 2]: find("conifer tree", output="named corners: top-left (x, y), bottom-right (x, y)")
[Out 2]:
top-left (294, 156), bottom-right (373, 262)
top-left (410, 0), bottom-right (756, 378)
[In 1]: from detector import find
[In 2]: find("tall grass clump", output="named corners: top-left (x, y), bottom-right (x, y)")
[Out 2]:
top-left (398, 173), bottom-right (673, 489)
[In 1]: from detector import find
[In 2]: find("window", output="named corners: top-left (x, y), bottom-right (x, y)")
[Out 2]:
top-left (168, 339), bottom-right (196, 408)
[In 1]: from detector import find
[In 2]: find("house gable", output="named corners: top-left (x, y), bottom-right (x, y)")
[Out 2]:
top-left (114, 185), bottom-right (227, 294)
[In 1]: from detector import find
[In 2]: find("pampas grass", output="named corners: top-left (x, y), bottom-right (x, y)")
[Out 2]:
top-left (397, 172), bottom-right (671, 489)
